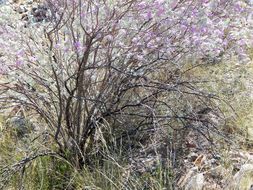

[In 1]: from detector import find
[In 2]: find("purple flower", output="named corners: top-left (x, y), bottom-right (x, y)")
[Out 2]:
top-left (74, 41), bottom-right (82, 49)
top-left (15, 59), bottom-right (23, 67)
top-left (146, 11), bottom-right (152, 20)
top-left (156, 8), bottom-right (165, 17)
top-left (138, 2), bottom-right (146, 9)
top-left (16, 49), bottom-right (25, 57)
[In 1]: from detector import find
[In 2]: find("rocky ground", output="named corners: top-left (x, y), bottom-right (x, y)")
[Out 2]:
top-left (1, 0), bottom-right (253, 189)
top-left (1, 0), bottom-right (48, 25)
top-left (178, 142), bottom-right (253, 189)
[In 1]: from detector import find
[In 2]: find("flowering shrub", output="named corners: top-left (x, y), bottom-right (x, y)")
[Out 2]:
top-left (0, 0), bottom-right (252, 168)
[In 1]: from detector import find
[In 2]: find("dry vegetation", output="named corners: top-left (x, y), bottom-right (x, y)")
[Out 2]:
top-left (0, 0), bottom-right (253, 189)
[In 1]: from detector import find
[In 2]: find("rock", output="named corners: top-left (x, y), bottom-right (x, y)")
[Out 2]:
top-left (227, 164), bottom-right (253, 190)
top-left (9, 0), bottom-right (49, 24)
top-left (16, 5), bottom-right (27, 13)
top-left (188, 152), bottom-right (199, 162)
top-left (129, 154), bottom-right (161, 174)
top-left (203, 183), bottom-right (222, 190)
top-left (26, 0), bottom-right (33, 4)
top-left (185, 173), bottom-right (205, 190)
top-left (177, 167), bottom-right (198, 188)
top-left (31, 4), bottom-right (48, 22)
top-left (207, 165), bottom-right (231, 181)
top-left (7, 116), bottom-right (34, 137)
top-left (0, 0), bottom-right (7, 4)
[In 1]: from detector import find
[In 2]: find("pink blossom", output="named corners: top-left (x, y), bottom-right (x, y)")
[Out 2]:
top-left (15, 60), bottom-right (23, 67)
top-left (146, 11), bottom-right (152, 20)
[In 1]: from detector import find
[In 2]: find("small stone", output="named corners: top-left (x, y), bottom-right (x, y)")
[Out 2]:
top-left (228, 164), bottom-right (253, 190)
top-left (185, 173), bottom-right (205, 190)
top-left (26, 0), bottom-right (33, 4)
top-left (16, 5), bottom-right (27, 14)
